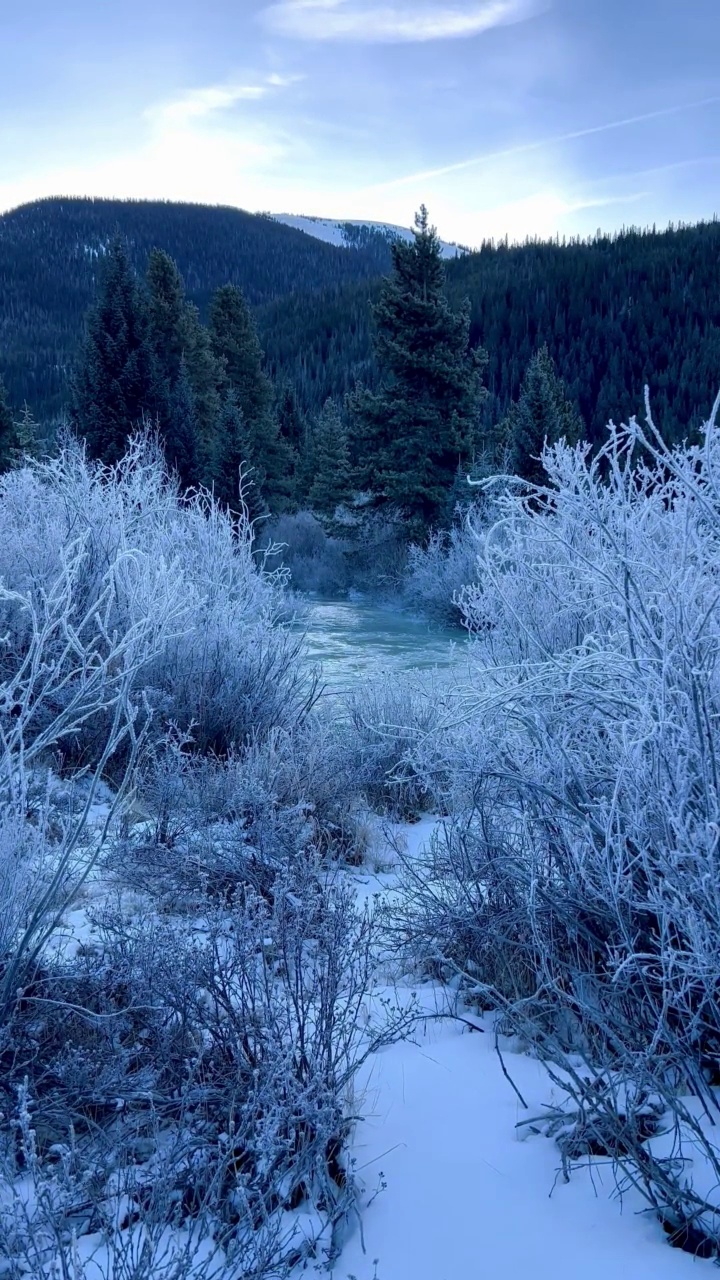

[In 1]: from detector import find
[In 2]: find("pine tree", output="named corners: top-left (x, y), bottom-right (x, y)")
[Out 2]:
top-left (71, 238), bottom-right (158, 463)
top-left (182, 303), bottom-right (222, 480)
top-left (277, 383), bottom-right (306, 454)
top-left (276, 383), bottom-right (306, 505)
top-left (505, 345), bottom-right (584, 485)
top-left (349, 206), bottom-right (487, 529)
top-left (146, 248), bottom-right (186, 384)
top-left (209, 285), bottom-right (290, 510)
top-left (146, 250), bottom-right (222, 485)
top-left (295, 418), bottom-right (317, 508)
top-left (165, 357), bottom-right (200, 489)
top-left (308, 399), bottom-right (351, 515)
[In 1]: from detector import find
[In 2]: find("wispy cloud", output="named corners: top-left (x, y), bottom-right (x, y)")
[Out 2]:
top-left (367, 95), bottom-right (720, 190)
top-left (262, 0), bottom-right (537, 43)
top-left (147, 73), bottom-right (303, 128)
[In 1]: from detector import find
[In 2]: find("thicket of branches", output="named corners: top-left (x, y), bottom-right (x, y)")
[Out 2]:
top-left (0, 440), bottom-right (411, 1278)
top-left (393, 395), bottom-right (720, 1255)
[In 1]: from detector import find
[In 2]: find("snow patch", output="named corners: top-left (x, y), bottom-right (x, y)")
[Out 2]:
top-left (270, 213), bottom-right (469, 259)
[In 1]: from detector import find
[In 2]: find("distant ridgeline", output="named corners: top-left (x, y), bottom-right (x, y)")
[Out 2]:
top-left (1, 196), bottom-right (720, 444)
top-left (0, 197), bottom-right (392, 418)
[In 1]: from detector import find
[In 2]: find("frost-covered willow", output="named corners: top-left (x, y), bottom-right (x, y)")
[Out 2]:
top-left (0, 434), bottom-right (315, 759)
top-left (0, 439), bottom-right (405, 1279)
top-left (398, 394), bottom-right (720, 1252)
top-left (0, 436), bottom-right (313, 1012)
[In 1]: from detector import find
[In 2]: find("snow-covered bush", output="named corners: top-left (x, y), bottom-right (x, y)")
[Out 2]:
top-left (0, 437), bottom-right (392, 1276)
top-left (341, 673), bottom-right (453, 817)
top-left (0, 437), bottom-right (315, 761)
top-left (0, 524), bottom-right (178, 1026)
top-left (0, 861), bottom-right (411, 1277)
top-left (397, 395), bottom-right (720, 1254)
top-left (120, 719), bottom-right (368, 903)
top-left (403, 522), bottom-right (480, 624)
top-left (265, 511), bottom-right (349, 595)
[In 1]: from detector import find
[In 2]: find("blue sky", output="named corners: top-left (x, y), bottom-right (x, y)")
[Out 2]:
top-left (1, 0), bottom-right (718, 245)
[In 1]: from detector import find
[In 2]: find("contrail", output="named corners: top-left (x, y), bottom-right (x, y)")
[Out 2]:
top-left (367, 94), bottom-right (720, 191)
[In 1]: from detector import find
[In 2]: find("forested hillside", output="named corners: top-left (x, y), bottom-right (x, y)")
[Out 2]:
top-left (264, 219), bottom-right (720, 443)
top-left (449, 222), bottom-right (720, 445)
top-left (1, 197), bottom-right (720, 447)
top-left (0, 197), bottom-right (392, 415)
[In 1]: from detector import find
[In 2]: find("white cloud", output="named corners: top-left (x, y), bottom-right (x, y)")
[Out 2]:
top-left (262, 0), bottom-right (537, 43)
top-left (148, 74), bottom-right (304, 128)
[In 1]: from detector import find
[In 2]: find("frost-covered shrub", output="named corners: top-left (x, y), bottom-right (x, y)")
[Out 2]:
top-left (0, 526), bottom-right (169, 1027)
top-left (0, 440), bottom-right (418, 1277)
top-left (403, 522), bottom-right (481, 623)
top-left (341, 673), bottom-right (453, 817)
top-left (397, 396), bottom-right (720, 1253)
top-left (125, 718), bottom-right (368, 903)
top-left (265, 511), bottom-right (349, 595)
top-left (344, 511), bottom-right (409, 595)
top-left (0, 863), bottom-right (411, 1277)
top-left (0, 437), bottom-right (314, 762)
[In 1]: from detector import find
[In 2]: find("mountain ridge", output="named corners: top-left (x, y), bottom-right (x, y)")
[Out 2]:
top-left (269, 213), bottom-right (469, 259)
top-left (2, 197), bottom-right (720, 450)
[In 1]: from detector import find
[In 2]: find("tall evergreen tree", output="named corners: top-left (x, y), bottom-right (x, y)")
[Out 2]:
top-left (276, 383), bottom-right (306, 505)
top-left (504, 345), bottom-right (584, 485)
top-left (349, 206), bottom-right (486, 529)
top-left (209, 285), bottom-right (291, 510)
top-left (71, 238), bottom-right (158, 463)
top-left (146, 248), bottom-right (186, 384)
top-left (146, 250), bottom-right (222, 485)
top-left (165, 357), bottom-right (200, 489)
top-left (182, 303), bottom-right (223, 479)
top-left (277, 383), bottom-right (306, 454)
top-left (308, 399), bottom-right (351, 515)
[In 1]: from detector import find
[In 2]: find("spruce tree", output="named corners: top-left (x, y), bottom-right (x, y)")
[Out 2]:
top-left (165, 357), bottom-right (200, 489)
top-left (209, 285), bottom-right (291, 509)
top-left (277, 384), bottom-right (306, 454)
top-left (71, 238), bottom-right (158, 463)
top-left (146, 248), bottom-right (186, 384)
top-left (182, 303), bottom-right (222, 479)
top-left (308, 399), bottom-right (351, 515)
top-left (504, 346), bottom-right (584, 485)
top-left (349, 206), bottom-right (486, 529)
top-left (146, 250), bottom-right (222, 485)
top-left (277, 383), bottom-right (306, 505)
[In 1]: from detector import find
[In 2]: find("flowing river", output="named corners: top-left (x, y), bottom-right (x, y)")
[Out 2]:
top-left (294, 595), bottom-right (469, 694)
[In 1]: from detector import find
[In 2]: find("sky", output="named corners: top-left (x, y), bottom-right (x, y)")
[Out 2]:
top-left (1, 0), bottom-right (718, 247)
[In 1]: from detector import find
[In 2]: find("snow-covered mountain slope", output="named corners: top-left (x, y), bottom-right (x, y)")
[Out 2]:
top-left (270, 213), bottom-right (469, 259)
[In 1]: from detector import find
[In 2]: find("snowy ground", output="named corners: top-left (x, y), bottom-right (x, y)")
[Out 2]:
top-left (329, 821), bottom-right (707, 1280)
top-left (40, 810), bottom-right (715, 1278)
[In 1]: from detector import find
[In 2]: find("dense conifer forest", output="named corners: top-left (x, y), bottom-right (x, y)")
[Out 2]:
top-left (2, 197), bottom-right (720, 451)
top-left (0, 197), bottom-right (392, 417)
